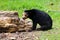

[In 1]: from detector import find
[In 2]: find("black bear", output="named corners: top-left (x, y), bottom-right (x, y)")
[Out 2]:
top-left (22, 9), bottom-right (52, 31)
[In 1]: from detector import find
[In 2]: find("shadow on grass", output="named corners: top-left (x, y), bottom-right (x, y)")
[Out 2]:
top-left (36, 28), bottom-right (53, 31)
top-left (0, 28), bottom-right (53, 33)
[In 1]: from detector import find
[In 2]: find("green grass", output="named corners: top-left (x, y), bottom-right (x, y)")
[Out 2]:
top-left (0, 0), bottom-right (60, 40)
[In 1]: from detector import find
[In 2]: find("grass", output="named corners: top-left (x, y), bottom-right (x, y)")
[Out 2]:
top-left (0, 0), bottom-right (60, 40)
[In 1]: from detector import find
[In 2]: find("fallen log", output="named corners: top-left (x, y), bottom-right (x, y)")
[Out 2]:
top-left (0, 11), bottom-right (32, 33)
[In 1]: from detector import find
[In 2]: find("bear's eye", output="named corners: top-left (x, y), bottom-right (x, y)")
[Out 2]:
top-left (25, 14), bottom-right (28, 17)
top-left (24, 14), bottom-right (26, 16)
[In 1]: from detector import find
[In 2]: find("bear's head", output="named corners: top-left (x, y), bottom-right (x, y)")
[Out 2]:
top-left (22, 9), bottom-right (36, 20)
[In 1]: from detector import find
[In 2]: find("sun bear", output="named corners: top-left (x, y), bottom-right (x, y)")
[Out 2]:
top-left (22, 9), bottom-right (52, 31)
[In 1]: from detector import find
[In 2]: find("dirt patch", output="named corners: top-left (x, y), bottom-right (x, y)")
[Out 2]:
top-left (0, 31), bottom-right (39, 40)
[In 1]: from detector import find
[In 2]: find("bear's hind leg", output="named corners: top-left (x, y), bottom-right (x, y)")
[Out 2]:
top-left (40, 25), bottom-right (52, 31)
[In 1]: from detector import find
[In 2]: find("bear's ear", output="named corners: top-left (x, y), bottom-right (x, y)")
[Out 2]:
top-left (24, 9), bottom-right (35, 14)
top-left (24, 9), bottom-right (36, 12)
top-left (24, 10), bottom-right (29, 12)
top-left (24, 10), bottom-right (32, 14)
